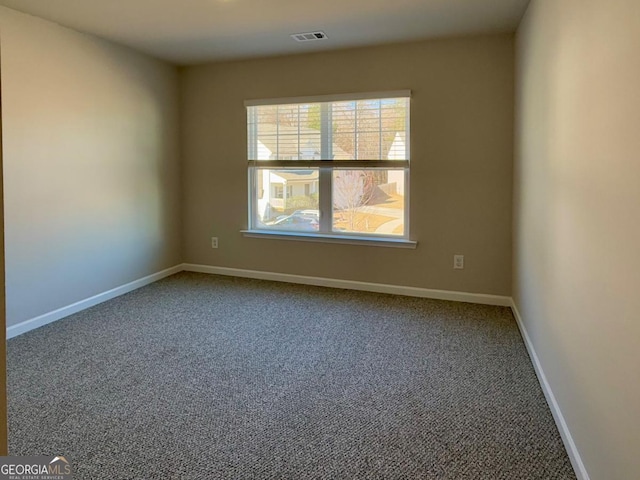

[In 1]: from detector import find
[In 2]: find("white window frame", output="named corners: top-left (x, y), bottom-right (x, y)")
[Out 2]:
top-left (242, 91), bottom-right (416, 249)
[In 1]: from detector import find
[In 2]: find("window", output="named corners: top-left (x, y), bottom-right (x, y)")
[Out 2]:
top-left (245, 91), bottom-right (411, 245)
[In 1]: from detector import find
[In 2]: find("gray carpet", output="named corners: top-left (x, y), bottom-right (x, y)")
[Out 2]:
top-left (8, 272), bottom-right (576, 479)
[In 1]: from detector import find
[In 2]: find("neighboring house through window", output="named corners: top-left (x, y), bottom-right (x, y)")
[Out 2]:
top-left (245, 91), bottom-right (411, 242)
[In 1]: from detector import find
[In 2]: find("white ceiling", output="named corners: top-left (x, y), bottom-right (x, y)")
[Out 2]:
top-left (0, 0), bottom-right (529, 65)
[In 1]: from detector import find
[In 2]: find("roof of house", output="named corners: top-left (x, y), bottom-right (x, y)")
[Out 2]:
top-left (257, 124), bottom-right (352, 160)
top-left (257, 124), bottom-right (407, 161)
top-left (272, 170), bottom-right (320, 182)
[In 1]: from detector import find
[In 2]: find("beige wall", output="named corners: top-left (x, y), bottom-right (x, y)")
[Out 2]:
top-left (181, 35), bottom-right (514, 295)
top-left (514, 1), bottom-right (640, 478)
top-left (0, 7), bottom-right (182, 327)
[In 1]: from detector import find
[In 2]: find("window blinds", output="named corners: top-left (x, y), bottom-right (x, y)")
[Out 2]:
top-left (246, 92), bottom-right (410, 164)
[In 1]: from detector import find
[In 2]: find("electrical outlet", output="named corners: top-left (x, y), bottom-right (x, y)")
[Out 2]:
top-left (453, 254), bottom-right (464, 269)
top-left (211, 237), bottom-right (219, 249)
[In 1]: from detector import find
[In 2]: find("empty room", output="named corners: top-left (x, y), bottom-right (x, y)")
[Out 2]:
top-left (0, 0), bottom-right (638, 479)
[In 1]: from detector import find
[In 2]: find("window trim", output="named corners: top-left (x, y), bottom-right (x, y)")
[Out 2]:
top-left (244, 90), bottom-right (412, 107)
top-left (240, 229), bottom-right (417, 249)
top-left (246, 91), bottom-right (412, 244)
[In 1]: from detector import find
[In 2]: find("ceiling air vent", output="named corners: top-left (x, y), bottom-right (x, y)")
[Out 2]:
top-left (291, 31), bottom-right (328, 42)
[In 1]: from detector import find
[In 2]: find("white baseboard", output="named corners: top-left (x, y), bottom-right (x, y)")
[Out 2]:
top-left (510, 300), bottom-right (589, 480)
top-left (182, 263), bottom-right (512, 306)
top-left (6, 265), bottom-right (183, 339)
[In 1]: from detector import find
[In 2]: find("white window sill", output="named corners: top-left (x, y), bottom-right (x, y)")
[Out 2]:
top-left (241, 230), bottom-right (418, 249)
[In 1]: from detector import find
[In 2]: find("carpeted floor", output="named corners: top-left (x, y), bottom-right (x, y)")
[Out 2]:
top-left (7, 272), bottom-right (576, 479)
